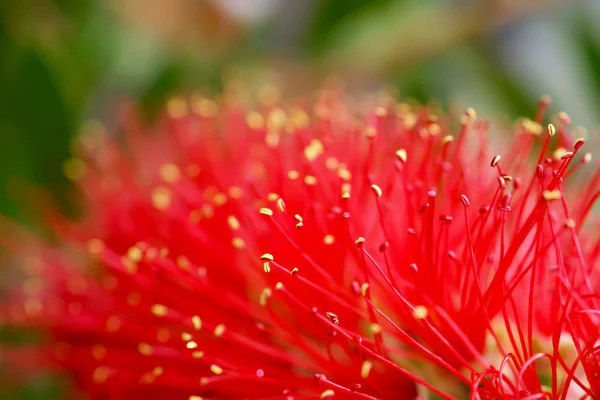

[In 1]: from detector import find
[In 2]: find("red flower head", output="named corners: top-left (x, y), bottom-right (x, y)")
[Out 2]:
top-left (2, 92), bottom-right (600, 399)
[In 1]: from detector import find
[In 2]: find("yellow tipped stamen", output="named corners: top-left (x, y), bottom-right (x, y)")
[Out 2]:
top-left (259, 208), bottom-right (274, 217)
top-left (210, 364), bottom-right (223, 375)
top-left (543, 190), bottom-right (561, 201)
top-left (553, 147), bottom-right (567, 160)
top-left (490, 155), bottom-right (501, 167)
top-left (277, 198), bottom-right (286, 212)
top-left (263, 262), bottom-right (271, 273)
top-left (260, 253), bottom-right (274, 261)
top-left (413, 305), bottom-right (429, 319)
top-left (361, 360), bottom-right (373, 379)
top-left (159, 163), bottom-right (181, 183)
top-left (246, 111), bottom-right (264, 130)
top-left (290, 267), bottom-right (299, 276)
top-left (186, 341), bottom-right (198, 349)
top-left (231, 237), bottom-right (245, 249)
top-left (395, 149), bottom-right (407, 163)
top-left (320, 389), bottom-right (335, 399)
top-left (227, 216), bottom-right (240, 231)
top-left (138, 343), bottom-right (154, 356)
top-left (214, 324), bottom-right (226, 337)
top-left (152, 187), bottom-right (172, 210)
top-left (360, 283), bottom-right (369, 296)
top-left (192, 315), bottom-right (202, 331)
top-left (371, 184), bottom-right (382, 197)
top-left (323, 234), bottom-right (335, 245)
top-left (151, 304), bottom-right (168, 317)
top-left (442, 135), bottom-right (454, 145)
top-left (370, 323), bottom-right (382, 334)
top-left (325, 311), bottom-right (339, 325)
top-left (548, 123), bottom-right (556, 137)
top-left (192, 351), bottom-right (204, 359)
top-left (304, 175), bottom-right (318, 186)
top-left (181, 332), bottom-right (192, 341)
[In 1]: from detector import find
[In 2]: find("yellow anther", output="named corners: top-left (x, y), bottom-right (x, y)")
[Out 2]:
top-left (263, 262), bottom-right (271, 273)
top-left (564, 219), bottom-right (576, 228)
top-left (287, 170), bottom-right (300, 180)
top-left (548, 123), bottom-right (556, 137)
top-left (370, 323), bottom-right (382, 334)
top-left (231, 237), bottom-right (245, 249)
top-left (213, 193), bottom-right (227, 206)
top-left (304, 175), bottom-right (318, 186)
top-left (553, 148), bottom-right (567, 160)
top-left (151, 304), bottom-right (168, 317)
top-left (210, 364), bottom-right (223, 375)
top-left (371, 184), bottom-right (382, 197)
top-left (442, 135), bottom-right (454, 145)
top-left (325, 157), bottom-right (339, 170)
top-left (413, 305), bottom-right (429, 319)
top-left (246, 111), bottom-right (264, 130)
top-left (181, 332), bottom-right (192, 341)
top-left (321, 390), bottom-right (335, 399)
top-left (275, 282), bottom-right (284, 290)
top-left (543, 190), bottom-right (561, 201)
top-left (337, 167), bottom-right (352, 181)
top-left (159, 163), bottom-right (181, 183)
top-left (291, 267), bottom-right (299, 276)
top-left (227, 216), bottom-right (240, 231)
top-left (192, 351), bottom-right (204, 359)
top-left (323, 234), bottom-right (335, 245)
top-left (277, 198), bottom-right (286, 212)
top-left (152, 187), bottom-right (172, 210)
top-left (138, 343), bottom-right (154, 356)
top-left (396, 149), bottom-right (407, 163)
top-left (490, 155), bottom-right (501, 167)
top-left (361, 360), bottom-right (373, 379)
top-left (127, 247), bottom-right (142, 262)
top-left (259, 208), bottom-right (274, 217)
top-left (260, 253), bottom-right (274, 261)
top-left (214, 324), bottom-right (226, 337)
top-left (186, 341), bottom-right (198, 349)
top-left (192, 315), bottom-right (202, 331)
top-left (360, 283), bottom-right (369, 296)
top-left (364, 126), bottom-right (377, 138)
top-left (354, 237), bottom-right (365, 246)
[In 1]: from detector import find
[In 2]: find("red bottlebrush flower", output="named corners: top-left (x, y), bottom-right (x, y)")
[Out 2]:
top-left (2, 92), bottom-right (600, 400)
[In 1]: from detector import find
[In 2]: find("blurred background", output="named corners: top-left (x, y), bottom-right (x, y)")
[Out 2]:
top-left (1, 0), bottom-right (600, 397)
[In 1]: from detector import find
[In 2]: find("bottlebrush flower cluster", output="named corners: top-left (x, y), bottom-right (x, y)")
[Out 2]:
top-left (2, 91), bottom-right (600, 400)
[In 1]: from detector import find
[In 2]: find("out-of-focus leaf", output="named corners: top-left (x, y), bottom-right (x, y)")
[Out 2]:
top-left (304, 0), bottom-right (395, 55)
